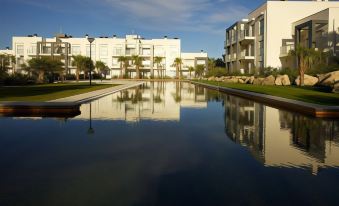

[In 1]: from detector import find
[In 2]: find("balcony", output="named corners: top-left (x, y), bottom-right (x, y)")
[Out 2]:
top-left (239, 50), bottom-right (254, 60)
top-left (238, 30), bottom-right (254, 44)
top-left (280, 45), bottom-right (294, 57)
top-left (225, 54), bottom-right (231, 62)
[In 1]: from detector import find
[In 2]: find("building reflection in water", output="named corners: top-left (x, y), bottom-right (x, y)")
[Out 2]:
top-left (76, 82), bottom-right (339, 175)
top-left (75, 82), bottom-right (208, 122)
top-left (222, 94), bottom-right (339, 175)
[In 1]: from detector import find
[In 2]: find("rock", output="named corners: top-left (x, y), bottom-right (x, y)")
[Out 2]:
top-left (262, 75), bottom-right (275, 85)
top-left (275, 75), bottom-right (291, 86)
top-left (238, 79), bottom-right (245, 84)
top-left (208, 76), bottom-right (215, 81)
top-left (318, 70), bottom-right (339, 87)
top-left (253, 77), bottom-right (264, 85)
top-left (295, 74), bottom-right (318, 86)
top-left (333, 81), bottom-right (339, 93)
top-left (248, 76), bottom-right (255, 84)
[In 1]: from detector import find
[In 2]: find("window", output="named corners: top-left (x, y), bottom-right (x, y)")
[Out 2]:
top-left (126, 48), bottom-right (135, 55)
top-left (197, 60), bottom-right (206, 65)
top-left (72, 45), bottom-right (81, 55)
top-left (113, 46), bottom-right (123, 56)
top-left (259, 41), bottom-right (264, 56)
top-left (28, 44), bottom-right (36, 54)
top-left (142, 48), bottom-right (151, 56)
top-left (142, 59), bottom-right (151, 67)
top-left (259, 19), bottom-right (264, 35)
top-left (16, 45), bottom-right (24, 55)
top-left (86, 45), bottom-right (96, 57)
top-left (112, 58), bottom-right (119, 66)
top-left (99, 45), bottom-right (108, 57)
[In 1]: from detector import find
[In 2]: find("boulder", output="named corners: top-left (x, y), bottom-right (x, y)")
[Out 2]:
top-left (333, 81), bottom-right (339, 93)
top-left (253, 77), bottom-right (265, 85)
top-left (317, 70), bottom-right (339, 87)
top-left (238, 79), bottom-right (245, 84)
top-left (248, 76), bottom-right (255, 84)
top-left (295, 74), bottom-right (318, 86)
top-left (262, 75), bottom-right (275, 86)
top-left (208, 76), bottom-right (215, 81)
top-left (275, 75), bottom-right (291, 86)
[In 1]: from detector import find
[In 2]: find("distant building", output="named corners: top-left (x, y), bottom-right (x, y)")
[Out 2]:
top-left (224, 0), bottom-right (339, 74)
top-left (4, 34), bottom-right (208, 78)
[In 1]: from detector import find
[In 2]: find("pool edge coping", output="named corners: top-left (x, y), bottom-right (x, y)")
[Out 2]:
top-left (191, 80), bottom-right (339, 118)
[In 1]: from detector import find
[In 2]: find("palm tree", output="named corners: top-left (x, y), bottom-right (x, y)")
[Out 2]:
top-left (173, 57), bottom-right (183, 79)
top-left (132, 55), bottom-right (144, 79)
top-left (28, 57), bottom-right (64, 83)
top-left (195, 64), bottom-right (205, 78)
top-left (118, 56), bottom-right (129, 78)
top-left (188, 66), bottom-right (194, 78)
top-left (72, 55), bottom-right (85, 81)
top-left (95, 61), bottom-right (108, 79)
top-left (289, 45), bottom-right (322, 86)
top-left (153, 56), bottom-right (163, 78)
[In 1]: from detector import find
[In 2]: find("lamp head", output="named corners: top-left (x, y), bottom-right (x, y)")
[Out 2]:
top-left (87, 37), bottom-right (95, 43)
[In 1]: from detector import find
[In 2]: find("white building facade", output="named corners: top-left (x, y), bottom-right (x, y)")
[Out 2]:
top-left (6, 34), bottom-right (207, 78)
top-left (224, 0), bottom-right (339, 74)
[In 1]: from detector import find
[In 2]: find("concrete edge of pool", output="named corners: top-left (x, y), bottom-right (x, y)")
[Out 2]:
top-left (191, 81), bottom-right (339, 118)
top-left (0, 81), bottom-right (145, 117)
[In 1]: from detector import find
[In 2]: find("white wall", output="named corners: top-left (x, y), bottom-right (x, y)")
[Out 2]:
top-left (266, 1), bottom-right (339, 68)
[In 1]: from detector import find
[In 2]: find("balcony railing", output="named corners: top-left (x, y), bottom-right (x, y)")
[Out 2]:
top-left (239, 30), bottom-right (254, 41)
top-left (280, 45), bottom-right (294, 57)
top-left (240, 50), bottom-right (254, 60)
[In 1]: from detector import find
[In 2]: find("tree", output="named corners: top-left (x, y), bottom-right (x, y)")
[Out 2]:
top-left (132, 55), bottom-right (144, 79)
top-left (173, 58), bottom-right (183, 79)
top-left (188, 66), bottom-right (194, 78)
top-left (208, 58), bottom-right (216, 70)
top-left (28, 57), bottom-right (64, 83)
top-left (215, 58), bottom-right (226, 67)
top-left (72, 55), bottom-right (86, 81)
top-left (195, 64), bottom-right (205, 78)
top-left (0, 54), bottom-right (15, 74)
top-left (118, 56), bottom-right (129, 78)
top-left (153, 56), bottom-right (163, 78)
top-left (95, 61), bottom-right (109, 79)
top-left (289, 45), bottom-right (322, 86)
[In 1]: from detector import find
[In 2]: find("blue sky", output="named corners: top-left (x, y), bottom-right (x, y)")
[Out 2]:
top-left (0, 0), bottom-right (266, 58)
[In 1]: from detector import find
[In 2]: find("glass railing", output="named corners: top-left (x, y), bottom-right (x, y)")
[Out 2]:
top-left (239, 30), bottom-right (254, 40)
top-left (280, 45), bottom-right (294, 56)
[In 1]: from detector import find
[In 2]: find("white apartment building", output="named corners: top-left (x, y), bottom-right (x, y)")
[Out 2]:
top-left (5, 34), bottom-right (207, 78)
top-left (224, 0), bottom-right (339, 74)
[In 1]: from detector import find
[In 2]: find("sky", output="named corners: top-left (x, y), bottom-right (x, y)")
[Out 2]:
top-left (0, 0), bottom-right (267, 58)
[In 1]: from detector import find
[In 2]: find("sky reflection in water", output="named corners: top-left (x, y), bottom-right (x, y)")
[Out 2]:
top-left (0, 82), bottom-right (339, 206)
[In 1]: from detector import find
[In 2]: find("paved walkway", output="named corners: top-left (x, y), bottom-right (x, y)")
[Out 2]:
top-left (49, 80), bottom-right (144, 103)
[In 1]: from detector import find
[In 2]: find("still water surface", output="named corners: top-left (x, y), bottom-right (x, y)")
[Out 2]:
top-left (1, 82), bottom-right (339, 206)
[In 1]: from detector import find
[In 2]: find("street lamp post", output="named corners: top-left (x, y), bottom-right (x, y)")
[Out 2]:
top-left (87, 37), bottom-right (95, 86)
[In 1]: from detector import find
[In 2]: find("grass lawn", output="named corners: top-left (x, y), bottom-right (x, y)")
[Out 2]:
top-left (0, 83), bottom-right (119, 102)
top-left (196, 80), bottom-right (339, 106)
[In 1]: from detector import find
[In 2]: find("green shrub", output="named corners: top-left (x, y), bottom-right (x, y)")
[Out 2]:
top-left (206, 67), bottom-right (227, 77)
top-left (307, 63), bottom-right (338, 76)
top-left (3, 73), bottom-right (35, 85)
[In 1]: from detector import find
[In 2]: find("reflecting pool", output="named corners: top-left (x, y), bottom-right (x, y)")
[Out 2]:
top-left (1, 82), bottom-right (339, 206)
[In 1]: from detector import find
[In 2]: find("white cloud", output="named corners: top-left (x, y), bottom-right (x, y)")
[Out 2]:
top-left (100, 0), bottom-right (250, 34)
